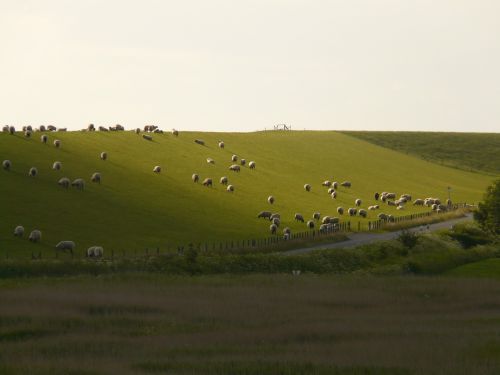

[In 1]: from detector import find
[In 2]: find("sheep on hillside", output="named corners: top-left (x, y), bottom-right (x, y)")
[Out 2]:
top-left (249, 161), bottom-right (256, 169)
top-left (257, 211), bottom-right (272, 219)
top-left (322, 180), bottom-right (331, 187)
top-left (47, 125), bottom-right (56, 131)
top-left (142, 134), bottom-right (153, 141)
top-left (231, 155), bottom-right (238, 162)
top-left (194, 139), bottom-right (205, 145)
top-left (172, 129), bottom-right (179, 136)
top-left (202, 178), bottom-right (212, 187)
top-left (270, 224), bottom-right (277, 234)
top-left (29, 167), bottom-right (38, 177)
top-left (240, 159), bottom-right (246, 166)
top-left (14, 226), bottom-right (24, 237)
top-left (9, 126), bottom-right (15, 134)
top-left (52, 161), bottom-right (62, 171)
top-left (58, 177), bottom-right (70, 188)
top-left (218, 141), bottom-right (224, 148)
top-left (207, 158), bottom-right (215, 164)
top-left (332, 182), bottom-right (338, 189)
top-left (413, 199), bottom-right (424, 206)
top-left (229, 164), bottom-right (240, 172)
top-left (87, 123), bottom-right (95, 131)
top-left (313, 212), bottom-right (321, 220)
top-left (153, 166), bottom-right (161, 173)
top-left (272, 217), bottom-right (280, 226)
top-left (2, 125), bottom-right (9, 132)
top-left (91, 172), bottom-right (101, 183)
top-left (100, 152), bottom-right (107, 160)
top-left (220, 176), bottom-right (228, 185)
top-left (348, 208), bottom-right (357, 216)
top-left (25, 130), bottom-right (32, 138)
top-left (322, 216), bottom-right (331, 224)
top-left (28, 230), bottom-right (42, 242)
top-left (39, 125), bottom-right (46, 132)
top-left (71, 178), bottom-right (85, 190)
top-left (55, 240), bottom-right (75, 254)
top-left (355, 199), bottom-right (362, 207)
top-left (267, 195), bottom-right (275, 204)
top-left (270, 213), bottom-right (281, 220)
top-left (294, 213), bottom-right (304, 223)
top-left (41, 134), bottom-right (48, 143)
top-left (337, 207), bottom-right (344, 215)
top-left (304, 184), bottom-right (311, 192)
top-left (327, 187), bottom-right (335, 194)
top-left (2, 160), bottom-right (11, 170)
top-left (341, 181), bottom-right (351, 188)
top-left (226, 184), bottom-right (234, 192)
top-left (307, 220), bottom-right (314, 229)
top-left (374, 192), bottom-right (380, 200)
top-left (331, 191), bottom-right (337, 199)
top-left (99, 126), bottom-right (108, 132)
top-left (87, 246), bottom-right (104, 258)
top-left (135, 128), bottom-right (141, 134)
top-left (192, 173), bottom-right (199, 183)
top-left (358, 209), bottom-right (367, 218)
top-left (54, 139), bottom-right (61, 148)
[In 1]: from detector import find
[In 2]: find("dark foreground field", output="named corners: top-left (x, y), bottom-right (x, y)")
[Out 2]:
top-left (1, 274), bottom-right (500, 375)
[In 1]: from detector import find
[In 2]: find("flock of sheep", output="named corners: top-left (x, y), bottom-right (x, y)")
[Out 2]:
top-left (2, 123), bottom-right (453, 251)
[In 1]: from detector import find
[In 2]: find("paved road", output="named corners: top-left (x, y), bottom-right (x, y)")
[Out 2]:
top-left (284, 214), bottom-right (473, 256)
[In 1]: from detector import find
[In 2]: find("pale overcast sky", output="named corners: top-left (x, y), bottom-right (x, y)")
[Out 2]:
top-left (1, 0), bottom-right (499, 132)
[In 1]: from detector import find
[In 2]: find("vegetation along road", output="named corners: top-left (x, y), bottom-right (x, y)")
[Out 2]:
top-left (285, 213), bottom-right (473, 255)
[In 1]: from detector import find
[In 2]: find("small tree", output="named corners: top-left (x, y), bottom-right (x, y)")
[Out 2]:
top-left (474, 179), bottom-right (500, 235)
top-left (397, 229), bottom-right (419, 249)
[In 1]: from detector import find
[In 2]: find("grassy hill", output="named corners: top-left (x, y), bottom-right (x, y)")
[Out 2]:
top-left (341, 131), bottom-right (500, 175)
top-left (0, 130), bottom-right (494, 257)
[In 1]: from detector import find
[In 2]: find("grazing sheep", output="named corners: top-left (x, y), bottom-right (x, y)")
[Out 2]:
top-left (446, 199), bottom-right (452, 207)
top-left (28, 167), bottom-right (38, 177)
top-left (355, 199), bottom-right (362, 207)
top-left (374, 192), bottom-right (380, 200)
top-left (54, 139), bottom-right (61, 148)
top-left (368, 206), bottom-right (377, 210)
top-left (41, 134), bottom-right (48, 143)
top-left (100, 152), bottom-right (107, 160)
top-left (207, 158), bottom-right (215, 164)
top-left (220, 176), bottom-right (228, 185)
top-left (249, 161), bottom-right (256, 169)
top-left (2, 125), bottom-right (9, 132)
top-left (52, 161), bottom-right (62, 171)
top-left (91, 172), bottom-right (101, 183)
top-left (337, 207), bottom-right (344, 215)
top-left (14, 226), bottom-right (24, 237)
top-left (267, 195), bottom-right (275, 204)
top-left (327, 187), bottom-right (335, 194)
top-left (172, 129), bottom-right (179, 136)
top-left (58, 177), bottom-right (70, 188)
top-left (313, 212), bottom-right (321, 220)
top-left (135, 128), bottom-right (141, 134)
top-left (385, 192), bottom-right (396, 199)
top-left (47, 125), bottom-right (56, 131)
top-left (2, 160), bottom-right (11, 170)
top-left (153, 128), bottom-right (163, 134)
top-left (322, 216), bottom-right (331, 224)
top-left (304, 184), bottom-right (311, 192)
top-left (322, 180), bottom-right (332, 187)
top-left (26, 125), bottom-right (33, 131)
top-left (272, 217), bottom-right (280, 226)
top-left (71, 178), bottom-right (85, 190)
top-left (192, 173), bottom-right (199, 183)
top-left (257, 211), bottom-right (272, 219)
top-left (9, 126), bottom-right (15, 134)
top-left (378, 213), bottom-right (388, 221)
top-left (231, 155), bottom-right (238, 162)
top-left (332, 182), bottom-right (338, 189)
top-left (330, 217), bottom-right (340, 224)
top-left (202, 178), bottom-right (213, 187)
top-left (28, 229), bottom-right (42, 243)
top-left (348, 208), bottom-right (357, 216)
top-left (240, 159), bottom-right (246, 166)
top-left (270, 213), bottom-right (281, 220)
top-left (142, 134), bottom-right (153, 141)
top-left (226, 184), bottom-right (234, 192)
top-left (401, 194), bottom-right (412, 202)
top-left (341, 181), bottom-right (352, 188)
top-left (99, 126), bottom-right (108, 132)
top-left (25, 130), bottom-right (32, 138)
top-left (55, 240), bottom-right (75, 254)
top-left (153, 166), bottom-right (161, 173)
top-left (229, 164), bottom-right (240, 172)
top-left (87, 123), bottom-right (95, 131)
top-left (283, 227), bottom-right (291, 235)
top-left (358, 209), bottom-right (367, 218)
top-left (194, 139), bottom-right (205, 146)
top-left (87, 246), bottom-right (104, 258)
top-left (270, 224), bottom-right (277, 234)
top-left (218, 141), bottom-right (224, 148)
top-left (39, 125), bottom-right (46, 132)
top-left (413, 199), bottom-right (424, 206)
top-left (331, 191), bottom-right (337, 199)
top-left (438, 204), bottom-right (447, 211)
top-left (387, 200), bottom-right (396, 206)
top-left (306, 220), bottom-right (314, 229)
top-left (294, 213), bottom-right (304, 223)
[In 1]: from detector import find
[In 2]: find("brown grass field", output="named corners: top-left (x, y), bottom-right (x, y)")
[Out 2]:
top-left (1, 274), bottom-right (500, 375)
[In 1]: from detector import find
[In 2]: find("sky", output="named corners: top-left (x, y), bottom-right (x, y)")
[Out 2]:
top-left (1, 0), bottom-right (499, 132)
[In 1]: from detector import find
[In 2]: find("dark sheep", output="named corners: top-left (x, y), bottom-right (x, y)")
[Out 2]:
top-left (192, 173), bottom-right (199, 183)
top-left (337, 207), bottom-right (344, 215)
top-left (341, 181), bottom-right (351, 188)
top-left (194, 139), bottom-right (205, 145)
top-left (240, 159), bottom-right (246, 166)
top-left (41, 134), bottom-right (48, 143)
top-left (100, 152), bottom-right (107, 160)
top-left (306, 220), bottom-right (314, 229)
top-left (304, 184), bottom-right (311, 192)
top-left (249, 161), bottom-right (256, 169)
top-left (257, 211), bottom-right (272, 219)
top-left (142, 134), bottom-right (153, 141)
top-left (220, 176), bottom-right (228, 185)
top-left (2, 160), bottom-right (11, 170)
top-left (229, 165), bottom-right (240, 172)
top-left (202, 178), bottom-right (212, 187)
top-left (313, 212), bottom-right (321, 220)
top-left (294, 213), bottom-right (304, 223)
top-left (374, 192), bottom-right (380, 201)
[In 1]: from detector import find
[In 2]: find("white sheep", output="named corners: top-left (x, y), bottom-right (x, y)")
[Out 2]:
top-left (229, 164), bottom-right (240, 172)
top-left (202, 178), bottom-right (212, 187)
top-left (2, 160), bottom-right (11, 170)
top-left (218, 141), bottom-right (224, 148)
top-left (306, 220), bottom-right (315, 229)
top-left (29, 167), bottom-right (38, 177)
top-left (153, 166), bottom-right (161, 173)
top-left (331, 191), bottom-right (337, 199)
top-left (249, 161), bottom-right (256, 169)
top-left (313, 212), bottom-right (321, 220)
top-left (14, 225), bottom-right (24, 237)
top-left (220, 176), bottom-right (228, 185)
top-left (304, 184), bottom-right (311, 192)
top-left (192, 173), bottom-right (199, 183)
top-left (58, 177), bottom-right (70, 188)
top-left (56, 240), bottom-right (75, 254)
top-left (91, 172), bottom-right (101, 184)
top-left (270, 224), bottom-right (277, 234)
top-left (100, 152), bottom-right (107, 160)
top-left (322, 180), bottom-right (332, 187)
top-left (341, 181), bottom-right (352, 188)
top-left (41, 134), bottom-right (48, 143)
top-left (53, 139), bottom-right (61, 148)
top-left (28, 229), bottom-right (42, 242)
top-left (71, 178), bottom-right (85, 190)
top-left (231, 155), bottom-right (238, 162)
top-left (207, 158), bottom-right (215, 164)
top-left (267, 195), bottom-right (275, 204)
top-left (226, 184), bottom-right (234, 192)
top-left (172, 129), bottom-right (179, 136)
top-left (52, 161), bottom-right (62, 171)
top-left (355, 199), bottom-right (362, 207)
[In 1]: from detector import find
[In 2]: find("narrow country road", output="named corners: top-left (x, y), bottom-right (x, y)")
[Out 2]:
top-left (284, 214), bottom-right (473, 256)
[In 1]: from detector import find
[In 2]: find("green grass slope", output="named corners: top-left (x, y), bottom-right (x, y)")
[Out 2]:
top-left (446, 258), bottom-right (500, 279)
top-left (341, 131), bottom-right (500, 175)
top-left (0, 130), bottom-right (494, 257)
